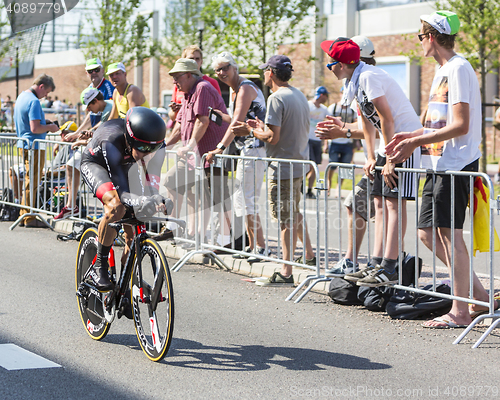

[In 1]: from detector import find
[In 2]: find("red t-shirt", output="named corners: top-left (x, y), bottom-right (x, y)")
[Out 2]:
top-left (172, 75), bottom-right (221, 103)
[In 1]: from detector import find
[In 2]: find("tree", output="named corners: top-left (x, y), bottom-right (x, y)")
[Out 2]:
top-left (79, 0), bottom-right (152, 69)
top-left (160, 0), bottom-right (317, 81)
top-left (436, 0), bottom-right (500, 172)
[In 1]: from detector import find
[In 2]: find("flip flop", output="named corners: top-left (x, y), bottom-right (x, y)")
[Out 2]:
top-left (422, 316), bottom-right (468, 329)
top-left (469, 299), bottom-right (500, 319)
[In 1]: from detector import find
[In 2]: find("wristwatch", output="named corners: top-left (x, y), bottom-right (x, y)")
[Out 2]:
top-left (345, 128), bottom-right (352, 139)
top-left (216, 143), bottom-right (226, 150)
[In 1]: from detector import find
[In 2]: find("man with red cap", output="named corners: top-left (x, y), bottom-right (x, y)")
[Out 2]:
top-left (321, 37), bottom-right (421, 287)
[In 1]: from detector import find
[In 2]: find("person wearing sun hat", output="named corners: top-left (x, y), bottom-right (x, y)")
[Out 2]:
top-left (385, 11), bottom-right (495, 329)
top-left (106, 61), bottom-right (149, 119)
top-left (321, 36), bottom-right (422, 288)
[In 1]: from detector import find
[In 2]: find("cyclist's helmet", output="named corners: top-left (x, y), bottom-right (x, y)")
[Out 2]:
top-left (125, 107), bottom-right (166, 153)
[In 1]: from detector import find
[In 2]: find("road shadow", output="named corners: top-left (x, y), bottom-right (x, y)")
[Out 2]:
top-left (163, 338), bottom-right (391, 371)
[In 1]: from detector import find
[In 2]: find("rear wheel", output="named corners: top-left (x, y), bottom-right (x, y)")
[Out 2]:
top-left (131, 238), bottom-right (174, 362)
top-left (75, 228), bottom-right (112, 340)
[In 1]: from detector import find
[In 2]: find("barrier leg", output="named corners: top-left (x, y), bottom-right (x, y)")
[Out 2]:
top-left (286, 275), bottom-right (331, 303)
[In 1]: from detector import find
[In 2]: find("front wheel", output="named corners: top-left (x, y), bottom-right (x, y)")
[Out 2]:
top-left (131, 238), bottom-right (174, 362)
top-left (75, 228), bottom-right (111, 340)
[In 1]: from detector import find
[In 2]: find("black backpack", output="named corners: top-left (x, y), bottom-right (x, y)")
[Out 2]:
top-left (0, 188), bottom-right (20, 221)
top-left (386, 283), bottom-right (452, 320)
top-left (328, 278), bottom-right (363, 305)
top-left (57, 221), bottom-right (95, 241)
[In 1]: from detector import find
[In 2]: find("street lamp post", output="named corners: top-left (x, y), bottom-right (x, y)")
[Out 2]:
top-left (15, 40), bottom-right (19, 99)
top-left (197, 20), bottom-right (205, 51)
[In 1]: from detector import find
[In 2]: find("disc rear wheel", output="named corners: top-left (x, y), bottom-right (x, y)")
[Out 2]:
top-left (75, 228), bottom-right (112, 340)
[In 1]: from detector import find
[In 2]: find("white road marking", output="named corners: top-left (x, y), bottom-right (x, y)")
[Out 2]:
top-left (0, 344), bottom-right (61, 370)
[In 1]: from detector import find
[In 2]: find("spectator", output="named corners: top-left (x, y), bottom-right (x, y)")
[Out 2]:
top-left (206, 51), bottom-right (270, 262)
top-left (320, 38), bottom-right (421, 287)
top-left (163, 58), bottom-right (230, 245)
top-left (14, 73), bottom-right (59, 227)
top-left (54, 88), bottom-right (113, 220)
top-left (168, 45), bottom-right (221, 124)
top-left (386, 11), bottom-right (499, 327)
top-left (161, 45), bottom-right (223, 244)
top-left (306, 86), bottom-right (330, 199)
top-left (233, 55), bottom-right (315, 284)
top-left (316, 35), bottom-right (378, 277)
top-left (107, 62), bottom-right (149, 119)
top-left (326, 90), bottom-right (356, 195)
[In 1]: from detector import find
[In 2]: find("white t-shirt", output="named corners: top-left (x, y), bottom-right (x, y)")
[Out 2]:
top-left (308, 101), bottom-right (330, 141)
top-left (355, 63), bottom-right (422, 156)
top-left (421, 55), bottom-right (481, 171)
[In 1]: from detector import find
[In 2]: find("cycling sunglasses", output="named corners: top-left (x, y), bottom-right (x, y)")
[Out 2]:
top-left (133, 142), bottom-right (163, 153)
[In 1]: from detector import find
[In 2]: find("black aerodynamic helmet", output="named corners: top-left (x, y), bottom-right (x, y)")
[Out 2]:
top-left (125, 106), bottom-right (166, 152)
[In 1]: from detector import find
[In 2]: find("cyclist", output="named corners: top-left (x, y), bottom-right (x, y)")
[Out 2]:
top-left (80, 106), bottom-right (168, 291)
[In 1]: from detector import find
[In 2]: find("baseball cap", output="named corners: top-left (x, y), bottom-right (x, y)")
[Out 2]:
top-left (106, 62), bottom-right (126, 75)
top-left (80, 87), bottom-right (99, 107)
top-left (258, 55), bottom-right (293, 70)
top-left (314, 86), bottom-right (329, 99)
top-left (60, 121), bottom-right (77, 132)
top-left (321, 37), bottom-right (360, 64)
top-left (85, 58), bottom-right (103, 71)
top-left (351, 35), bottom-right (375, 59)
top-left (420, 11), bottom-right (460, 35)
top-left (168, 58), bottom-right (202, 76)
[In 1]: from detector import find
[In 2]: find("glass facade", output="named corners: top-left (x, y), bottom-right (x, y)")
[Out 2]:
top-left (325, 0), bottom-right (425, 14)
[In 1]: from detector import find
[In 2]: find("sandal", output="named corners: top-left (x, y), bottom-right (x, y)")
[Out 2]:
top-left (255, 272), bottom-right (294, 286)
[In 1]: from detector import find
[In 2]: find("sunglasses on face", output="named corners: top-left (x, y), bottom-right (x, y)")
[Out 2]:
top-left (172, 72), bottom-right (187, 82)
top-left (326, 61), bottom-right (339, 71)
top-left (133, 142), bottom-right (163, 153)
top-left (418, 33), bottom-right (429, 42)
top-left (215, 64), bottom-right (231, 73)
top-left (87, 67), bottom-right (101, 74)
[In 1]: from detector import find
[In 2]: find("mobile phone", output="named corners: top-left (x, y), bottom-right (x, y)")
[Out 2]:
top-left (208, 106), bottom-right (223, 126)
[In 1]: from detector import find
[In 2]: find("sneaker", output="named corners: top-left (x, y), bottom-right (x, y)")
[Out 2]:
top-left (344, 265), bottom-right (375, 282)
top-left (295, 255), bottom-right (316, 266)
top-left (356, 265), bottom-right (398, 287)
top-left (247, 247), bottom-right (273, 263)
top-left (256, 272), bottom-right (294, 286)
top-left (54, 205), bottom-right (79, 220)
top-left (233, 246), bottom-right (252, 259)
top-left (325, 258), bottom-right (359, 277)
top-left (306, 191), bottom-right (316, 199)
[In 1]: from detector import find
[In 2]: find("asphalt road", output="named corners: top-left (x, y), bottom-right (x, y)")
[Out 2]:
top-left (1, 221), bottom-right (499, 400)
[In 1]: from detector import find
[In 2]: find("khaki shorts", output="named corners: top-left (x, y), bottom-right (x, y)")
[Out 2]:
top-left (343, 175), bottom-right (375, 221)
top-left (269, 177), bottom-right (303, 224)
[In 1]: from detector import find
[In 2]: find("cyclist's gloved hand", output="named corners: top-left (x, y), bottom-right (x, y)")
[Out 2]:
top-left (136, 196), bottom-right (157, 218)
top-left (151, 194), bottom-right (174, 215)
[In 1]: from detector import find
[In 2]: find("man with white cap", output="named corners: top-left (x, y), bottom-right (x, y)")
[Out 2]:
top-left (54, 88), bottom-right (114, 220)
top-left (386, 11), bottom-right (497, 328)
top-left (107, 62), bottom-right (149, 119)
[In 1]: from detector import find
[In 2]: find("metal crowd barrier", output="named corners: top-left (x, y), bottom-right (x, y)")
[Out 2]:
top-left (2, 136), bottom-right (499, 347)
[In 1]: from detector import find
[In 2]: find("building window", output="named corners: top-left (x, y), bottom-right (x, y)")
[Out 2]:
top-left (358, 0), bottom-right (424, 10)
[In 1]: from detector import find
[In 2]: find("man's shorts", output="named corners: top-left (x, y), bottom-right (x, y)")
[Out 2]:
top-left (80, 162), bottom-right (117, 201)
top-left (67, 148), bottom-right (82, 170)
top-left (418, 159), bottom-right (479, 230)
top-left (343, 175), bottom-right (375, 221)
top-left (328, 142), bottom-right (353, 166)
top-left (269, 176), bottom-right (303, 225)
top-left (371, 151), bottom-right (420, 200)
top-left (308, 140), bottom-right (323, 165)
top-left (164, 158), bottom-right (196, 196)
top-left (164, 158), bottom-right (231, 209)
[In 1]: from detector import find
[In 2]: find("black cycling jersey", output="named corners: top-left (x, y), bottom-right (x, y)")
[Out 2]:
top-left (81, 119), bottom-right (165, 209)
